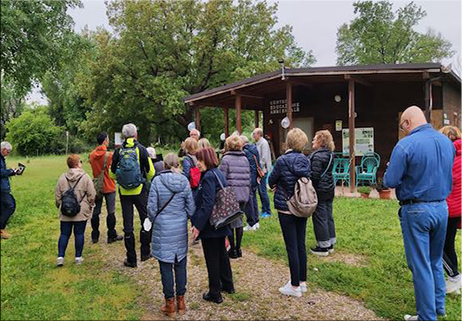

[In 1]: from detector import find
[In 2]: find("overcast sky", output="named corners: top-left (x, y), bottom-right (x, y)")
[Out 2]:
top-left (28, 0), bottom-right (462, 103)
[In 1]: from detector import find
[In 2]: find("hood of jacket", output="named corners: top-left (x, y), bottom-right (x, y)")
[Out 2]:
top-left (244, 143), bottom-right (259, 156)
top-left (65, 168), bottom-right (86, 182)
top-left (92, 145), bottom-right (109, 160)
top-left (454, 139), bottom-right (461, 157)
top-left (159, 170), bottom-right (189, 193)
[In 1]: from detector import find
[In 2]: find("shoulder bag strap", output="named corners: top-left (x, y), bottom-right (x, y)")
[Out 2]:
top-left (152, 185), bottom-right (177, 223)
top-left (100, 152), bottom-right (109, 178)
top-left (211, 169), bottom-right (224, 190)
top-left (320, 153), bottom-right (334, 178)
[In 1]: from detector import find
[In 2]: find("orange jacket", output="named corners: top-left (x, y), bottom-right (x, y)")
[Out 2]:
top-left (89, 145), bottom-right (116, 194)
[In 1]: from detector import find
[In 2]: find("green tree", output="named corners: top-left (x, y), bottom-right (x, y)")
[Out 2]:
top-left (1, 82), bottom-right (25, 140)
top-left (79, 0), bottom-right (315, 144)
top-left (336, 1), bottom-right (454, 65)
top-left (5, 106), bottom-right (63, 156)
top-left (1, 0), bottom-right (81, 96)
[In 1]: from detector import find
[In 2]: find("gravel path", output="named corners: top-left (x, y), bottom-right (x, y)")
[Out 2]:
top-left (93, 234), bottom-right (382, 320)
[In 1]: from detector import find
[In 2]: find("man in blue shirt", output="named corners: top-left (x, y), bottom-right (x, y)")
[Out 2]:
top-left (385, 106), bottom-right (455, 321)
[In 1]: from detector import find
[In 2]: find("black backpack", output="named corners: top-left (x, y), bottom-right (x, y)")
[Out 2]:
top-left (61, 176), bottom-right (86, 217)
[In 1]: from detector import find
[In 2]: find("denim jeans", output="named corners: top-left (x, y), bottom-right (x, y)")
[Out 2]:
top-left (58, 221), bottom-right (87, 257)
top-left (312, 199), bottom-right (336, 248)
top-left (244, 186), bottom-right (259, 226)
top-left (399, 201), bottom-right (448, 321)
top-left (159, 257), bottom-right (187, 299)
top-left (257, 173), bottom-right (271, 214)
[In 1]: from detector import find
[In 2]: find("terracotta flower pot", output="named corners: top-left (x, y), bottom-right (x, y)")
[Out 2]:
top-left (378, 189), bottom-right (392, 200)
top-left (361, 193), bottom-right (370, 198)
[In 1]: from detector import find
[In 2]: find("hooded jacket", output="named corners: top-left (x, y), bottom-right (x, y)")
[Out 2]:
top-left (268, 150), bottom-right (311, 212)
top-left (55, 168), bottom-right (96, 222)
top-left (1, 154), bottom-right (15, 193)
top-left (219, 151), bottom-right (250, 203)
top-left (309, 148), bottom-right (335, 201)
top-left (243, 143), bottom-right (260, 188)
top-left (147, 170), bottom-right (195, 263)
top-left (89, 145), bottom-right (116, 193)
top-left (447, 139), bottom-right (461, 222)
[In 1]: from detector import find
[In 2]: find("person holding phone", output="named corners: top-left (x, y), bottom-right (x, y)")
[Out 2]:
top-left (1, 141), bottom-right (21, 239)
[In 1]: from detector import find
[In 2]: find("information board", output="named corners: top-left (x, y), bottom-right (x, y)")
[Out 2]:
top-left (269, 99), bottom-right (300, 115)
top-left (342, 127), bottom-right (374, 156)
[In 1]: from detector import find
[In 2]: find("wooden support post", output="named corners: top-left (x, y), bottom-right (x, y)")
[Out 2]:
top-left (425, 80), bottom-right (433, 122)
top-left (224, 106), bottom-right (229, 137)
top-left (235, 95), bottom-right (242, 134)
top-left (286, 81), bottom-right (293, 129)
top-left (254, 110), bottom-right (259, 128)
top-left (348, 79), bottom-right (356, 193)
top-left (194, 106), bottom-right (201, 132)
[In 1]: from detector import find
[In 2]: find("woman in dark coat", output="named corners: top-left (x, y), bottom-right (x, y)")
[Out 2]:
top-left (241, 135), bottom-right (261, 231)
top-left (269, 128), bottom-right (310, 298)
top-left (219, 135), bottom-right (250, 259)
top-left (191, 148), bottom-right (234, 304)
top-left (309, 130), bottom-right (336, 256)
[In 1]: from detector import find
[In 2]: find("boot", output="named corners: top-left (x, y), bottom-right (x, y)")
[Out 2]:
top-left (1, 229), bottom-right (11, 239)
top-left (176, 295), bottom-right (186, 315)
top-left (160, 298), bottom-right (176, 317)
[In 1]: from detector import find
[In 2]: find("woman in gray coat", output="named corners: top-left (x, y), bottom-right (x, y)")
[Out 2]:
top-left (147, 153), bottom-right (195, 317)
top-left (219, 135), bottom-right (250, 259)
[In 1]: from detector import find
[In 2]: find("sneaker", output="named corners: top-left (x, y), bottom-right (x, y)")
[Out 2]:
top-left (254, 222), bottom-right (260, 229)
top-left (278, 281), bottom-right (302, 298)
top-left (300, 281), bottom-right (307, 293)
top-left (311, 246), bottom-right (329, 257)
top-left (56, 257), bottom-right (64, 267)
top-left (75, 257), bottom-right (84, 265)
top-left (328, 245), bottom-right (335, 254)
top-left (446, 274), bottom-right (462, 294)
top-left (243, 225), bottom-right (255, 231)
top-left (261, 212), bottom-right (272, 218)
top-left (404, 315), bottom-right (418, 321)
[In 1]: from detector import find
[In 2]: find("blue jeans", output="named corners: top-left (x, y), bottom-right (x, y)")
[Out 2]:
top-left (399, 201), bottom-right (448, 321)
top-left (244, 186), bottom-right (259, 226)
top-left (58, 221), bottom-right (87, 257)
top-left (159, 257), bottom-right (187, 299)
top-left (258, 173), bottom-right (271, 214)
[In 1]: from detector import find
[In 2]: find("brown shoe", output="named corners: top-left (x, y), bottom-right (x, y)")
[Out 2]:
top-left (160, 297), bottom-right (176, 317)
top-left (176, 295), bottom-right (186, 315)
top-left (1, 229), bottom-right (11, 239)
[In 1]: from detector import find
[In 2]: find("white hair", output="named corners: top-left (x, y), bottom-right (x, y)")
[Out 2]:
top-left (147, 147), bottom-right (156, 159)
top-left (240, 135), bottom-right (249, 144)
top-left (253, 128), bottom-right (263, 137)
top-left (1, 141), bottom-right (12, 151)
top-left (122, 123), bottom-right (137, 138)
top-left (190, 129), bottom-right (200, 136)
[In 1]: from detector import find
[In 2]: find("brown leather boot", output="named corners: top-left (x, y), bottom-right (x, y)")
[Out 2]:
top-left (176, 295), bottom-right (186, 315)
top-left (160, 297), bottom-right (176, 317)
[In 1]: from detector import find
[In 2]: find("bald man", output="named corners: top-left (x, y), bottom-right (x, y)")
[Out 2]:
top-left (384, 106), bottom-right (455, 321)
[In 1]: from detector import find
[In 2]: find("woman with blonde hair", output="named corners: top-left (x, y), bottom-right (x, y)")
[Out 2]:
top-left (309, 130), bottom-right (336, 256)
top-left (269, 128), bottom-right (311, 297)
top-left (439, 125), bottom-right (461, 294)
top-left (219, 135), bottom-right (250, 258)
top-left (198, 138), bottom-right (212, 149)
top-left (182, 137), bottom-right (200, 193)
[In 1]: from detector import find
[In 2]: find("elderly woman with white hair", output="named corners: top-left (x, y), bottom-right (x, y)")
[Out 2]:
top-left (147, 147), bottom-right (164, 177)
top-left (1, 141), bottom-right (21, 239)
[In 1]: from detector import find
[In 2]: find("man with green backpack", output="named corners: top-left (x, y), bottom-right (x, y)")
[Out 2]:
top-left (110, 124), bottom-right (155, 268)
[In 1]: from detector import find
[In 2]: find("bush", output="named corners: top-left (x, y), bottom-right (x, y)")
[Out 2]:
top-left (5, 108), bottom-right (63, 156)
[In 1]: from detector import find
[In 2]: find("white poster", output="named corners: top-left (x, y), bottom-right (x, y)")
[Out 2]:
top-left (114, 132), bottom-right (122, 146)
top-left (342, 127), bottom-right (374, 156)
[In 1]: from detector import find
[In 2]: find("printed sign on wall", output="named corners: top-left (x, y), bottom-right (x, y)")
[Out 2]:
top-left (269, 99), bottom-right (300, 115)
top-left (342, 127), bottom-right (374, 156)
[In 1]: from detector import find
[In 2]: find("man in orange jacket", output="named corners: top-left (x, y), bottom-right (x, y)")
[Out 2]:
top-left (89, 132), bottom-right (123, 244)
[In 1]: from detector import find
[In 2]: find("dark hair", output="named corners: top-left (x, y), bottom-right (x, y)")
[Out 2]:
top-left (196, 148), bottom-right (219, 169)
top-left (97, 132), bottom-right (108, 145)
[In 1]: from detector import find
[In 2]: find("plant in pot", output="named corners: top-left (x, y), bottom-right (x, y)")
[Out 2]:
top-left (358, 186), bottom-right (372, 198)
top-left (375, 177), bottom-right (392, 200)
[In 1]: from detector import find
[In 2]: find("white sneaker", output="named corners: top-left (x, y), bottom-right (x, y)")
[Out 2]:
top-left (254, 222), bottom-right (260, 229)
top-left (446, 275), bottom-right (462, 294)
top-left (57, 257), bottom-right (64, 267)
top-left (278, 281), bottom-right (302, 298)
top-left (243, 225), bottom-right (256, 231)
top-left (404, 314), bottom-right (418, 321)
top-left (75, 257), bottom-right (84, 265)
top-left (300, 281), bottom-right (307, 293)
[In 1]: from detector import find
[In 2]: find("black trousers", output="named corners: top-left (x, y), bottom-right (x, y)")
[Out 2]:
top-left (0, 192), bottom-right (15, 229)
top-left (244, 186), bottom-right (259, 227)
top-left (443, 217), bottom-right (460, 278)
top-left (119, 188), bottom-right (152, 263)
top-left (278, 213), bottom-right (307, 287)
top-left (312, 199), bottom-right (336, 248)
top-left (201, 237), bottom-right (234, 298)
top-left (91, 192), bottom-right (117, 240)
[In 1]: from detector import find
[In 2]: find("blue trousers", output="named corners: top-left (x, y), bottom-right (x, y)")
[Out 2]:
top-left (58, 221), bottom-right (87, 257)
top-left (399, 201), bottom-right (448, 321)
top-left (159, 257), bottom-right (187, 299)
top-left (257, 173), bottom-right (271, 214)
top-left (244, 186), bottom-right (259, 226)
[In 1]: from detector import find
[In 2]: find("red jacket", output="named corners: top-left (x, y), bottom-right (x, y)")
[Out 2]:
top-left (447, 139), bottom-right (461, 227)
top-left (89, 145), bottom-right (116, 194)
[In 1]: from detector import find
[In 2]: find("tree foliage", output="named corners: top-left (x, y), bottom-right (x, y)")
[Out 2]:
top-left (336, 1), bottom-right (454, 65)
top-left (78, 0), bottom-right (315, 144)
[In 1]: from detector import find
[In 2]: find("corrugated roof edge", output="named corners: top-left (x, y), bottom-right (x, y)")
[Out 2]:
top-left (184, 63), bottom-right (460, 103)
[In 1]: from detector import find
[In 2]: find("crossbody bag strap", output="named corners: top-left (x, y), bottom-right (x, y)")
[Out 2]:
top-left (211, 169), bottom-right (225, 190)
top-left (152, 183), bottom-right (177, 223)
top-left (320, 153), bottom-right (333, 178)
top-left (99, 152), bottom-right (109, 178)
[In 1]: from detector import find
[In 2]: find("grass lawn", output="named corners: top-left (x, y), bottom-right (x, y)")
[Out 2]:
top-left (244, 197), bottom-right (462, 321)
top-left (1, 155), bottom-right (460, 320)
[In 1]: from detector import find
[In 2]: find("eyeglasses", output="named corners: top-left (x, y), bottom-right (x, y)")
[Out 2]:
top-left (399, 120), bottom-right (408, 132)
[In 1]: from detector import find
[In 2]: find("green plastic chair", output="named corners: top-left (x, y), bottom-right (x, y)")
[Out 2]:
top-left (333, 157), bottom-right (351, 187)
top-left (355, 155), bottom-right (380, 186)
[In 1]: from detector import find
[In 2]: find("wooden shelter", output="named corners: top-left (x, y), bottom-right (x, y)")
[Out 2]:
top-left (184, 63), bottom-right (461, 191)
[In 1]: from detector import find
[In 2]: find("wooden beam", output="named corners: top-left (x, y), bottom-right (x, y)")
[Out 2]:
top-left (348, 79), bottom-right (356, 193)
top-left (425, 80), bottom-right (433, 122)
top-left (235, 95), bottom-right (242, 134)
top-left (345, 74), bottom-right (372, 87)
top-left (254, 110), bottom-right (259, 128)
top-left (286, 81), bottom-right (293, 129)
top-left (194, 106), bottom-right (201, 132)
top-left (284, 77), bottom-right (314, 88)
top-left (231, 90), bottom-right (264, 100)
top-left (224, 106), bottom-right (229, 137)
